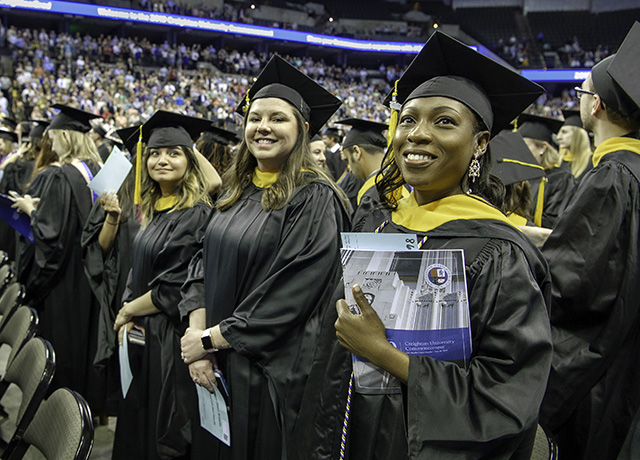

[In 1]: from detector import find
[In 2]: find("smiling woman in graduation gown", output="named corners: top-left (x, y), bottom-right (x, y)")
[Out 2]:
top-left (327, 32), bottom-right (553, 459)
top-left (179, 56), bottom-right (350, 460)
top-left (111, 112), bottom-right (218, 460)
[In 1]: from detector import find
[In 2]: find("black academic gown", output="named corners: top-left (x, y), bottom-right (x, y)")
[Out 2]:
top-left (16, 166), bottom-right (58, 284)
top-left (0, 160), bottom-right (35, 265)
top-left (298, 196), bottom-right (553, 460)
top-left (114, 201), bottom-right (211, 460)
top-left (536, 165), bottom-right (575, 228)
top-left (326, 147), bottom-right (347, 180)
top-left (180, 177), bottom-right (350, 460)
top-left (352, 174), bottom-right (380, 230)
top-left (27, 162), bottom-right (106, 413)
top-left (540, 135), bottom-right (640, 460)
top-left (337, 171), bottom-right (364, 213)
top-left (81, 202), bottom-right (140, 415)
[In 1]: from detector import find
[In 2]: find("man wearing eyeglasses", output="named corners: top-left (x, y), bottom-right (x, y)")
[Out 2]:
top-left (539, 22), bottom-right (640, 460)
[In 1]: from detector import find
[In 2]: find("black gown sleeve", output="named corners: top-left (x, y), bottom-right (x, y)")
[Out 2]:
top-left (149, 204), bottom-right (211, 318)
top-left (540, 161), bottom-right (640, 430)
top-left (406, 239), bottom-right (552, 457)
top-left (178, 247), bottom-right (205, 319)
top-left (27, 168), bottom-right (77, 303)
top-left (219, 185), bottom-right (345, 361)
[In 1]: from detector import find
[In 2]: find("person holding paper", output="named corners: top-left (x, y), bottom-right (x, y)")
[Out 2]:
top-left (12, 104), bottom-right (108, 417)
top-left (331, 31), bottom-right (553, 459)
top-left (111, 111), bottom-right (216, 460)
top-left (178, 55), bottom-right (350, 460)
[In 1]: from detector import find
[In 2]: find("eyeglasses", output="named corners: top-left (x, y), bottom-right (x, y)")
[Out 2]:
top-left (575, 86), bottom-right (596, 99)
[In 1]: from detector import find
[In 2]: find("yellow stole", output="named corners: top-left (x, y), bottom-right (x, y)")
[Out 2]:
top-left (391, 192), bottom-right (518, 233)
top-left (154, 195), bottom-right (179, 211)
top-left (507, 213), bottom-right (528, 226)
top-left (252, 168), bottom-right (279, 188)
top-left (592, 137), bottom-right (640, 167)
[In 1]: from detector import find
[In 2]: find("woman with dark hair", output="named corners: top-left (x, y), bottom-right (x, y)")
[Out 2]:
top-left (179, 55), bottom-right (350, 460)
top-left (110, 111), bottom-right (219, 459)
top-left (332, 32), bottom-right (553, 459)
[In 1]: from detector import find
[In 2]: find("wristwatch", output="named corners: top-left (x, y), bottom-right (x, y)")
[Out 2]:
top-left (201, 328), bottom-right (217, 353)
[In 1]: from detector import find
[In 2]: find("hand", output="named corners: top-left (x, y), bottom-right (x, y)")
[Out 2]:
top-left (117, 321), bottom-right (136, 346)
top-left (114, 303), bottom-right (133, 331)
top-left (180, 327), bottom-right (207, 364)
top-left (100, 191), bottom-right (121, 221)
top-left (335, 284), bottom-right (390, 364)
top-left (8, 191), bottom-right (36, 216)
top-left (188, 355), bottom-right (218, 393)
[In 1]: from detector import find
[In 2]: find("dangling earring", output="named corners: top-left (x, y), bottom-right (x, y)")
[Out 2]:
top-left (467, 151), bottom-right (481, 194)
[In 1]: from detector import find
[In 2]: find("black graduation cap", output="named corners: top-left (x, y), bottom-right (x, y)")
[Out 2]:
top-left (28, 120), bottom-right (49, 140)
top-left (491, 130), bottom-right (546, 186)
top-left (597, 21), bottom-right (640, 120)
top-left (0, 115), bottom-right (17, 130)
top-left (0, 129), bottom-right (17, 143)
top-left (382, 31), bottom-right (544, 136)
top-left (310, 134), bottom-right (323, 143)
top-left (48, 104), bottom-right (101, 133)
top-left (336, 118), bottom-right (388, 151)
top-left (200, 124), bottom-right (240, 146)
top-left (517, 114), bottom-right (563, 144)
top-left (561, 110), bottom-right (583, 129)
top-left (235, 55), bottom-right (342, 137)
top-left (115, 125), bottom-right (140, 156)
top-left (138, 111), bottom-right (213, 148)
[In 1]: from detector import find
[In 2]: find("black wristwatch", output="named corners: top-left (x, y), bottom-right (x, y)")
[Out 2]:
top-left (201, 329), bottom-right (217, 353)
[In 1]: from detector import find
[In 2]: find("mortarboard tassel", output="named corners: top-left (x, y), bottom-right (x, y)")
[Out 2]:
top-left (387, 80), bottom-right (400, 148)
top-left (243, 89), bottom-right (251, 114)
top-left (134, 125), bottom-right (143, 205)
top-left (534, 177), bottom-right (547, 227)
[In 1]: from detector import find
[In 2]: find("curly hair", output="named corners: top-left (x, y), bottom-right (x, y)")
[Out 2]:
top-left (139, 145), bottom-right (211, 225)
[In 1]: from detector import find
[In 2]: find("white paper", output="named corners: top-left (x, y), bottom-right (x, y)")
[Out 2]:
top-left (341, 232), bottom-right (419, 251)
top-left (118, 324), bottom-right (134, 398)
top-left (197, 383), bottom-right (231, 446)
top-left (88, 146), bottom-right (132, 196)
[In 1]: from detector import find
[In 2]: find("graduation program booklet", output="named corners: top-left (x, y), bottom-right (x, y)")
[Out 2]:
top-left (341, 233), bottom-right (472, 395)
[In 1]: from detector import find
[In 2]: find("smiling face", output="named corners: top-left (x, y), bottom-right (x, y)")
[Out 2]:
top-left (393, 96), bottom-right (488, 205)
top-left (245, 98), bottom-right (301, 171)
top-left (309, 139), bottom-right (326, 168)
top-left (147, 145), bottom-right (188, 194)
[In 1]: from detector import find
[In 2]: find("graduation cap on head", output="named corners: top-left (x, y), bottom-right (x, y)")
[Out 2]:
top-left (0, 115), bottom-right (17, 131)
top-left (383, 31), bottom-right (544, 138)
top-left (115, 125), bottom-right (140, 156)
top-left (48, 104), bottom-right (101, 133)
top-left (561, 110), bottom-right (583, 129)
top-left (595, 21), bottom-right (640, 121)
top-left (200, 124), bottom-right (240, 147)
top-left (235, 55), bottom-right (342, 137)
top-left (517, 114), bottom-right (563, 144)
top-left (490, 130), bottom-right (547, 226)
top-left (0, 129), bottom-right (18, 143)
top-left (28, 120), bottom-right (49, 140)
top-left (130, 111), bottom-right (213, 204)
top-left (336, 118), bottom-right (388, 151)
top-left (310, 133), bottom-right (323, 143)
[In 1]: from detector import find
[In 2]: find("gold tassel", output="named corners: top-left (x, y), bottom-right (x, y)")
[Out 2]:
top-left (387, 79), bottom-right (400, 148)
top-left (512, 117), bottom-right (518, 132)
top-left (534, 177), bottom-right (546, 227)
top-left (134, 125), bottom-right (143, 205)
top-left (243, 88), bottom-right (250, 114)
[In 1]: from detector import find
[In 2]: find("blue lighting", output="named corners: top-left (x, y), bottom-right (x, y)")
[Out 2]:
top-left (0, 0), bottom-right (425, 53)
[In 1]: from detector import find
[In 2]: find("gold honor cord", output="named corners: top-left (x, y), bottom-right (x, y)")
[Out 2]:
top-left (134, 125), bottom-right (143, 205)
top-left (534, 177), bottom-right (546, 227)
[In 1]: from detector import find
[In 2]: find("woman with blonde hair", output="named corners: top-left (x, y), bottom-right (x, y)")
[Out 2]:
top-left (10, 104), bottom-right (106, 414)
top-left (518, 113), bottom-right (576, 228)
top-left (111, 111), bottom-right (219, 459)
top-left (557, 109), bottom-right (593, 181)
